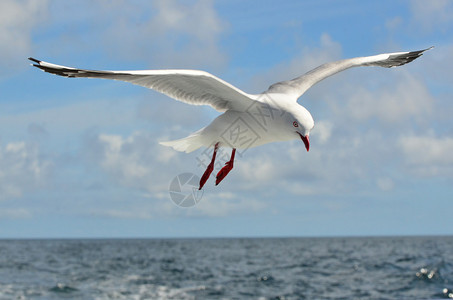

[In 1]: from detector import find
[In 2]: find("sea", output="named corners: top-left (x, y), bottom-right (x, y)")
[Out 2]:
top-left (0, 236), bottom-right (452, 299)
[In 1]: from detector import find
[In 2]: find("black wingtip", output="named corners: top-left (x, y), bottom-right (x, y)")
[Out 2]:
top-left (413, 46), bottom-right (434, 56)
top-left (28, 57), bottom-right (43, 69)
top-left (28, 57), bottom-right (41, 64)
top-left (418, 46), bottom-right (434, 55)
top-left (413, 46), bottom-right (434, 60)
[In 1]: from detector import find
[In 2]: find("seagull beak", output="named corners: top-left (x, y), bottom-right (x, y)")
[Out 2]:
top-left (298, 133), bottom-right (310, 152)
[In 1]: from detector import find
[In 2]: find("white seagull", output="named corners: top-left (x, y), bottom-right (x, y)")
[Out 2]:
top-left (29, 46), bottom-right (432, 189)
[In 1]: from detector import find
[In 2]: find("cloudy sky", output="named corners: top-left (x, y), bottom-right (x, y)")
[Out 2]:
top-left (1, 0), bottom-right (452, 238)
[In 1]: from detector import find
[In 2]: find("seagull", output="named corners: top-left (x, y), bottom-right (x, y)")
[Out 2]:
top-left (29, 46), bottom-right (432, 189)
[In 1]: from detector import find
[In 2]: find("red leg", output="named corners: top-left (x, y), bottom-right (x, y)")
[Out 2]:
top-left (199, 142), bottom-right (219, 190)
top-left (215, 148), bottom-right (236, 186)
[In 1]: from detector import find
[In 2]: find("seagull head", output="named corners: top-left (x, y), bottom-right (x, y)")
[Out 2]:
top-left (288, 105), bottom-right (314, 152)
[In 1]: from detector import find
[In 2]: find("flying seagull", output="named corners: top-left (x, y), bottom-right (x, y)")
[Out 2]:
top-left (29, 46), bottom-right (432, 189)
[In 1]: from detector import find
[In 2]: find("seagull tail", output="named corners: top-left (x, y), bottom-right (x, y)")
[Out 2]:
top-left (159, 132), bottom-right (204, 153)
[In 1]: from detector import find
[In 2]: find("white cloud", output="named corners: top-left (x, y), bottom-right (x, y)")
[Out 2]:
top-left (385, 16), bottom-right (403, 31)
top-left (420, 44), bottom-right (453, 89)
top-left (99, 134), bottom-right (150, 178)
top-left (93, 208), bottom-right (156, 220)
top-left (0, 0), bottom-right (48, 76)
top-left (188, 195), bottom-right (267, 217)
top-left (99, 0), bottom-right (228, 69)
top-left (314, 120), bottom-right (333, 144)
top-left (376, 177), bottom-right (395, 191)
top-left (149, 0), bottom-right (228, 68)
top-left (83, 130), bottom-right (274, 217)
top-left (136, 93), bottom-right (210, 129)
top-left (399, 135), bottom-right (453, 177)
top-left (408, 0), bottom-right (453, 33)
top-left (89, 190), bottom-right (266, 219)
top-left (338, 72), bottom-right (433, 126)
top-left (249, 33), bottom-right (342, 92)
top-left (0, 208), bottom-right (32, 219)
top-left (151, 0), bottom-right (224, 40)
top-left (0, 141), bottom-right (52, 200)
top-left (232, 138), bottom-right (377, 196)
top-left (91, 132), bottom-right (161, 190)
top-left (85, 131), bottom-right (196, 195)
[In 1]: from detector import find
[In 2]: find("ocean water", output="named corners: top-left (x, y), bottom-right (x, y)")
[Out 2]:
top-left (0, 237), bottom-right (452, 299)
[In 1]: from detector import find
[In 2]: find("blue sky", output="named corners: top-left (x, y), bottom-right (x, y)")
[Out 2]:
top-left (1, 0), bottom-right (452, 238)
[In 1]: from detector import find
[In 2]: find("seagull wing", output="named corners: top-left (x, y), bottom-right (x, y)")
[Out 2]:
top-left (29, 58), bottom-right (258, 112)
top-left (265, 47), bottom-right (433, 99)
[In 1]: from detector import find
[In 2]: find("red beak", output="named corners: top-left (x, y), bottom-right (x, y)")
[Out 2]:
top-left (298, 133), bottom-right (310, 152)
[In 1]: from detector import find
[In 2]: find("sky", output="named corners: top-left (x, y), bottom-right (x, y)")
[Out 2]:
top-left (0, 0), bottom-right (452, 238)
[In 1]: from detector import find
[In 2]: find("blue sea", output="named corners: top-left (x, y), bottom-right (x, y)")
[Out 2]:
top-left (0, 236), bottom-right (452, 299)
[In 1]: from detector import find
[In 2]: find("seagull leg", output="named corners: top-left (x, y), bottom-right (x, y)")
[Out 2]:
top-left (216, 148), bottom-right (236, 186)
top-left (199, 142), bottom-right (219, 190)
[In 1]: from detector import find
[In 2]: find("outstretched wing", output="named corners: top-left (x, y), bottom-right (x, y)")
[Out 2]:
top-left (266, 47), bottom-right (433, 99)
top-left (29, 58), bottom-right (258, 112)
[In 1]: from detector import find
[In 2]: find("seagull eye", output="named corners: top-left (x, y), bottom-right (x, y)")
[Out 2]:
top-left (293, 121), bottom-right (299, 128)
